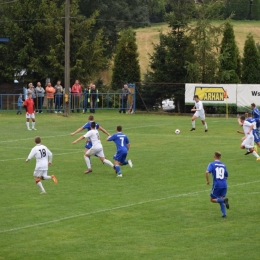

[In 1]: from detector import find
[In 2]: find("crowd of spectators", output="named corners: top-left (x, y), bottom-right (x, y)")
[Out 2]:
top-left (23, 80), bottom-right (99, 113)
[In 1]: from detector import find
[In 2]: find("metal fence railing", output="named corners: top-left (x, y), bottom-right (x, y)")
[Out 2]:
top-left (0, 93), bottom-right (136, 113)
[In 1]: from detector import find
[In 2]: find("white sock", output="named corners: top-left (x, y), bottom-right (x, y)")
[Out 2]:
top-left (26, 122), bottom-right (30, 129)
top-left (204, 122), bottom-right (208, 130)
top-left (252, 151), bottom-right (260, 158)
top-left (37, 181), bottom-right (45, 192)
top-left (103, 159), bottom-right (114, 167)
top-left (32, 122), bottom-right (35, 128)
top-left (43, 176), bottom-right (51, 180)
top-left (84, 156), bottom-right (91, 168)
top-left (192, 121), bottom-right (195, 128)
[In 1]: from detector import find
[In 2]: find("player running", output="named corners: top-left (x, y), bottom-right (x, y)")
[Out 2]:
top-left (107, 125), bottom-right (133, 177)
top-left (251, 103), bottom-right (260, 132)
top-left (72, 122), bottom-right (114, 174)
top-left (26, 136), bottom-right (58, 194)
top-left (190, 95), bottom-right (208, 132)
top-left (23, 93), bottom-right (36, 130)
top-left (206, 151), bottom-right (229, 218)
top-left (237, 115), bottom-right (260, 160)
top-left (70, 115), bottom-right (110, 169)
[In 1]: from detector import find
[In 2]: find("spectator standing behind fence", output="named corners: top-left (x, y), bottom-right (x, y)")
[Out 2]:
top-left (17, 93), bottom-right (23, 115)
top-left (27, 83), bottom-right (36, 108)
top-left (54, 80), bottom-right (63, 113)
top-left (82, 85), bottom-right (90, 114)
top-left (35, 82), bottom-right (45, 113)
top-left (119, 84), bottom-right (131, 114)
top-left (71, 79), bottom-right (82, 113)
top-left (45, 82), bottom-right (55, 113)
top-left (89, 84), bottom-right (98, 113)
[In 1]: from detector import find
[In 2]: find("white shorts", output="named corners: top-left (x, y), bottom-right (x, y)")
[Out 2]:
top-left (242, 135), bottom-right (254, 148)
top-left (33, 170), bottom-right (48, 178)
top-left (86, 146), bottom-right (104, 158)
top-left (194, 111), bottom-right (205, 121)
top-left (26, 113), bottom-right (35, 119)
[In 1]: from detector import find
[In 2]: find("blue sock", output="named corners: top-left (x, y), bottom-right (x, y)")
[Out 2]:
top-left (122, 161), bottom-right (128, 165)
top-left (115, 165), bottom-right (121, 174)
top-left (216, 198), bottom-right (224, 203)
top-left (220, 202), bottom-right (226, 216)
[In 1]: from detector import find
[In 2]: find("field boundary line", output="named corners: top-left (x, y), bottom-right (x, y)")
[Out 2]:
top-left (0, 180), bottom-right (259, 234)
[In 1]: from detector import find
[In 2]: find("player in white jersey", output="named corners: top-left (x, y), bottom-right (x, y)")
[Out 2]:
top-left (72, 121), bottom-right (114, 174)
top-left (26, 136), bottom-right (58, 194)
top-left (237, 115), bottom-right (260, 161)
top-left (190, 95), bottom-right (208, 132)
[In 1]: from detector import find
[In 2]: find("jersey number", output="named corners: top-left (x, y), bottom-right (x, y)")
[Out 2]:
top-left (39, 149), bottom-right (46, 158)
top-left (216, 167), bottom-right (225, 179)
top-left (120, 137), bottom-right (124, 147)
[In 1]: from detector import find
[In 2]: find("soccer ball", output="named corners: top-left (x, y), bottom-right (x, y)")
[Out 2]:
top-left (175, 129), bottom-right (180, 134)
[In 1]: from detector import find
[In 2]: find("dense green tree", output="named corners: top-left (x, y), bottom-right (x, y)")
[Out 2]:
top-left (186, 1), bottom-right (224, 83)
top-left (218, 21), bottom-right (240, 83)
top-left (0, 0), bottom-right (107, 85)
top-left (224, 0), bottom-right (260, 20)
top-left (78, 0), bottom-right (149, 58)
top-left (241, 33), bottom-right (260, 83)
top-left (146, 0), bottom-right (167, 22)
top-left (111, 28), bottom-right (141, 90)
top-left (143, 0), bottom-right (196, 112)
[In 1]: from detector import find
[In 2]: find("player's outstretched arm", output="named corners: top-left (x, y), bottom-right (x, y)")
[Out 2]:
top-left (70, 127), bottom-right (83, 136)
top-left (237, 130), bottom-right (244, 134)
top-left (72, 135), bottom-right (85, 144)
top-left (99, 126), bottom-right (110, 136)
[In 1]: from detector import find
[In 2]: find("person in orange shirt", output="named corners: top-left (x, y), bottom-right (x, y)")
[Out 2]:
top-left (45, 82), bottom-right (55, 113)
top-left (71, 79), bottom-right (82, 113)
top-left (23, 93), bottom-right (36, 130)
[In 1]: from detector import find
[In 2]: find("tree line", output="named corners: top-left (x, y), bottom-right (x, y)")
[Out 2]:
top-left (0, 0), bottom-right (260, 112)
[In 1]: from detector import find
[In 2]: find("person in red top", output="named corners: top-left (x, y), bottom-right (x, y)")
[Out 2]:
top-left (23, 93), bottom-right (36, 130)
top-left (71, 79), bottom-right (82, 113)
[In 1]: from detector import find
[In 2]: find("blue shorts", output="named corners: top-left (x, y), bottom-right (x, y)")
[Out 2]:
top-left (113, 151), bottom-right (128, 164)
top-left (210, 187), bottom-right (227, 199)
top-left (85, 142), bottom-right (92, 149)
top-left (253, 130), bottom-right (260, 143)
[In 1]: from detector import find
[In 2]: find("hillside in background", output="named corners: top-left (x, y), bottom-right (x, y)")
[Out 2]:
top-left (98, 20), bottom-right (260, 84)
top-left (135, 21), bottom-right (260, 80)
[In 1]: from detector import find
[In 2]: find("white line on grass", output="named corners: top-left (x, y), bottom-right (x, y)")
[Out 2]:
top-left (0, 151), bottom-right (82, 162)
top-left (1, 180), bottom-right (259, 234)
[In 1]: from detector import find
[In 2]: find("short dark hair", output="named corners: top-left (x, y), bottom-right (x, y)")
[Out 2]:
top-left (251, 103), bottom-right (256, 107)
top-left (88, 115), bottom-right (94, 121)
top-left (117, 125), bottom-right (122, 132)
top-left (194, 95), bottom-right (199, 99)
top-left (240, 115), bottom-right (245, 121)
top-left (90, 121), bottom-right (96, 129)
top-left (35, 136), bottom-right (41, 144)
top-left (214, 151), bottom-right (221, 159)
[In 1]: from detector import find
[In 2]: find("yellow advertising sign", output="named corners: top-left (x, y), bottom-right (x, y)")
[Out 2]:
top-left (194, 87), bottom-right (228, 101)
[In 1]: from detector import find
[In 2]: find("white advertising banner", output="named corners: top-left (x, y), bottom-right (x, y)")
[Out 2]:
top-left (185, 84), bottom-right (237, 105)
top-left (237, 84), bottom-right (260, 110)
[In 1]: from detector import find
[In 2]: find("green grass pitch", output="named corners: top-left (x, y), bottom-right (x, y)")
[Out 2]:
top-left (0, 111), bottom-right (259, 260)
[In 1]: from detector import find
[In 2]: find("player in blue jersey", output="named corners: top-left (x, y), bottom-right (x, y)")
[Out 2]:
top-left (70, 115), bottom-right (110, 170)
top-left (107, 125), bottom-right (133, 177)
top-left (206, 151), bottom-right (229, 218)
top-left (251, 103), bottom-right (260, 131)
